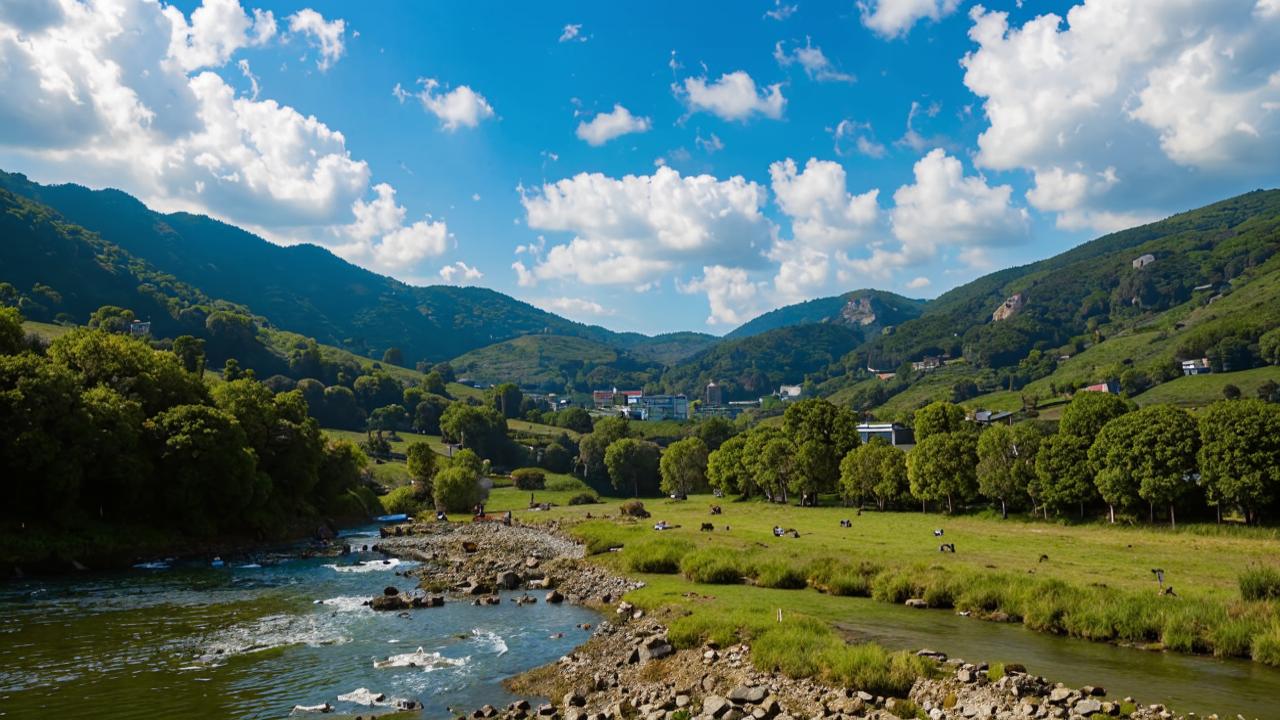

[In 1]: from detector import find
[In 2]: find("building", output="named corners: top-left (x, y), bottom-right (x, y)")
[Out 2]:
top-left (1181, 358), bottom-right (1211, 376)
top-left (875, 372), bottom-right (896, 381)
top-left (777, 385), bottom-right (803, 402)
top-left (705, 381), bottom-right (723, 407)
top-left (129, 320), bottom-right (151, 337)
top-left (696, 404), bottom-right (741, 420)
top-left (1132, 253), bottom-right (1156, 270)
top-left (592, 390), bottom-right (615, 409)
top-left (592, 388), bottom-right (644, 409)
top-left (969, 409), bottom-right (1014, 426)
top-left (911, 356), bottom-right (942, 372)
top-left (992, 293), bottom-right (1025, 322)
top-left (856, 422), bottom-right (914, 447)
top-left (1081, 381), bottom-right (1120, 394)
top-left (635, 394), bottom-right (689, 421)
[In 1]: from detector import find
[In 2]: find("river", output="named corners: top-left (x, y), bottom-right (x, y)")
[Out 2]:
top-left (0, 526), bottom-right (598, 719)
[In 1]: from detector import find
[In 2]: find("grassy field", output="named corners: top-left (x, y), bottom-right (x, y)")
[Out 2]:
top-left (480, 492), bottom-right (1280, 665)
top-left (1132, 366), bottom-right (1280, 408)
top-left (21, 320), bottom-right (75, 341)
top-left (508, 419), bottom-right (581, 440)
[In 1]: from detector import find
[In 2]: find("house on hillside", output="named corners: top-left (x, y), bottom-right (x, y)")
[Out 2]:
top-left (129, 320), bottom-right (151, 337)
top-left (635, 394), bottom-right (689, 421)
top-left (1181, 358), bottom-right (1211, 376)
top-left (911, 356), bottom-right (942, 372)
top-left (777, 385), bottom-right (803, 401)
top-left (593, 388), bottom-right (644, 409)
top-left (856, 422), bottom-right (914, 447)
top-left (1081, 381), bottom-right (1120, 394)
top-left (969, 409), bottom-right (1014, 426)
top-left (705, 381), bottom-right (723, 407)
top-left (1132, 253), bottom-right (1156, 269)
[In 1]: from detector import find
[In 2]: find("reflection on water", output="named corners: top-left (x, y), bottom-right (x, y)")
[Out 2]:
top-left (0, 527), bottom-right (598, 720)
top-left (835, 596), bottom-right (1280, 719)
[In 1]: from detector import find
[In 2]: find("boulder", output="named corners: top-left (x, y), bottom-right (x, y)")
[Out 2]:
top-left (546, 590), bottom-right (565, 604)
top-left (497, 571), bottom-right (521, 590)
top-left (370, 594), bottom-right (410, 611)
top-left (526, 557), bottom-right (541, 569)
top-left (1075, 698), bottom-right (1103, 715)
top-left (905, 598), bottom-right (928, 609)
top-left (637, 636), bottom-right (673, 663)
top-left (703, 696), bottom-right (731, 718)
top-left (727, 686), bottom-right (767, 704)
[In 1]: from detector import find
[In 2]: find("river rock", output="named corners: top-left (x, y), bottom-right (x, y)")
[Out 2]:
top-left (370, 594), bottom-right (410, 611)
top-left (547, 590), bottom-right (565, 604)
top-left (905, 598), bottom-right (928, 608)
top-left (1075, 698), bottom-right (1103, 715)
top-left (637, 636), bottom-right (673, 663)
top-left (703, 696), bottom-right (731, 718)
top-left (497, 571), bottom-right (521, 590)
top-left (727, 686), bottom-right (767, 704)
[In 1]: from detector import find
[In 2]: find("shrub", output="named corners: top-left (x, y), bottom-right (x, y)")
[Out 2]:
top-left (753, 560), bottom-right (808, 590)
top-left (871, 568), bottom-right (923, 604)
top-left (1250, 623), bottom-right (1280, 666)
top-left (752, 616), bottom-right (934, 697)
top-left (1240, 566), bottom-right (1280, 601)
top-left (807, 558), bottom-right (878, 597)
top-left (567, 492), bottom-right (598, 505)
top-left (1211, 616), bottom-right (1259, 658)
top-left (681, 549), bottom-right (748, 584)
top-left (379, 485), bottom-right (421, 515)
top-left (511, 468), bottom-right (546, 490)
top-left (620, 500), bottom-right (650, 518)
top-left (547, 475), bottom-right (592, 493)
top-left (433, 466), bottom-right (485, 513)
top-left (627, 539), bottom-right (694, 574)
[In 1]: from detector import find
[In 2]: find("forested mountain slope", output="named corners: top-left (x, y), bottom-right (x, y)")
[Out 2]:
top-left (726, 289), bottom-right (926, 339)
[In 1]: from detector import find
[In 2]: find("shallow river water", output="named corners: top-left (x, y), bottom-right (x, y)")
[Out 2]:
top-left (0, 527), bottom-right (598, 719)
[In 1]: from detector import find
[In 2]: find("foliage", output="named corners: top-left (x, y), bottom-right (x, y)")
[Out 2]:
top-left (512, 468), bottom-right (547, 491)
top-left (783, 399), bottom-right (860, 497)
top-left (604, 438), bottom-right (662, 497)
top-left (433, 464), bottom-right (485, 513)
top-left (976, 423), bottom-right (1042, 518)
top-left (913, 401), bottom-right (965, 442)
top-left (578, 417), bottom-right (633, 489)
top-left (1060, 391), bottom-right (1133, 438)
top-left (659, 436), bottom-right (709, 497)
top-left (706, 434), bottom-right (749, 495)
top-left (1198, 399), bottom-right (1280, 523)
top-left (907, 431), bottom-right (979, 513)
top-left (1033, 433), bottom-right (1096, 518)
top-left (440, 403), bottom-right (510, 461)
top-left (1239, 566), bottom-right (1280, 602)
top-left (839, 439), bottom-right (908, 510)
top-left (567, 492), bottom-right (598, 505)
top-left (406, 441), bottom-right (438, 497)
top-left (380, 485), bottom-right (422, 515)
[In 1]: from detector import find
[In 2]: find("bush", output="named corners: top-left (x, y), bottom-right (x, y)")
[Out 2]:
top-left (1251, 623), bottom-right (1280, 666)
top-left (807, 558), bottom-right (879, 597)
top-left (380, 485), bottom-right (422, 515)
top-left (567, 492), bottom-right (598, 505)
top-left (681, 549), bottom-right (747, 584)
top-left (547, 475), bottom-right (592, 493)
top-left (620, 500), bottom-right (650, 518)
top-left (1240, 566), bottom-right (1280, 601)
top-left (433, 466), bottom-right (485, 513)
top-left (511, 468), bottom-right (546, 490)
top-left (753, 560), bottom-right (808, 590)
top-left (751, 616), bottom-right (934, 697)
top-left (627, 539), bottom-right (693, 574)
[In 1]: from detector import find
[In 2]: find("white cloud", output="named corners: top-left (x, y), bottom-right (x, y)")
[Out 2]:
top-left (575, 104), bottom-right (652, 146)
top-left (773, 39), bottom-right (854, 83)
top-left (962, 1), bottom-right (1280, 229)
top-left (237, 58), bottom-right (260, 99)
top-left (858, 0), bottom-right (960, 38)
top-left (678, 266), bottom-right (766, 326)
top-left (906, 276), bottom-right (931, 289)
top-left (416, 78), bottom-right (495, 131)
top-left (439, 261), bottom-right (484, 284)
top-left (896, 100), bottom-right (944, 153)
top-left (832, 119), bottom-right (885, 158)
top-left (770, 158), bottom-right (879, 250)
top-left (696, 132), bottom-right (724, 154)
top-left (0, 0), bottom-right (450, 284)
top-left (163, 0), bottom-right (276, 72)
top-left (558, 24), bottom-right (586, 43)
top-left (538, 296), bottom-right (616, 318)
top-left (518, 167), bottom-right (774, 288)
top-left (286, 8), bottom-right (344, 71)
top-left (676, 71), bottom-right (785, 122)
top-left (764, 1), bottom-right (799, 21)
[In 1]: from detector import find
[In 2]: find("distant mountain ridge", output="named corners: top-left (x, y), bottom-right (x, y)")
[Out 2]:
top-left (726, 289), bottom-right (927, 339)
top-left (0, 171), bottom-right (715, 365)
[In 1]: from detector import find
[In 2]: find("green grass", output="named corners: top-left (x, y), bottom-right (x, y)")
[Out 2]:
top-left (21, 320), bottom-right (74, 341)
top-left (451, 335), bottom-right (622, 387)
top-left (1132, 366), bottom-right (1280, 408)
top-left (508, 419), bottom-right (581, 441)
top-left (446, 382), bottom-right (485, 401)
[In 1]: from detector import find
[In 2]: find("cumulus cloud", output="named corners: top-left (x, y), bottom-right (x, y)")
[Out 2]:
top-left (858, 0), bottom-right (960, 38)
top-left (415, 78), bottom-right (495, 131)
top-left (518, 167), bottom-right (774, 288)
top-left (575, 104), bottom-right (651, 146)
top-left (439, 261), bottom-right (484, 283)
top-left (558, 23), bottom-right (586, 42)
top-left (286, 8), bottom-right (344, 70)
top-left (773, 38), bottom-right (854, 83)
top-left (0, 0), bottom-right (451, 283)
top-left (962, 1), bottom-right (1280, 231)
top-left (675, 71), bottom-right (785, 122)
top-left (537, 296), bottom-right (616, 318)
top-left (678, 266), bottom-right (766, 326)
top-left (764, 1), bottom-right (799, 21)
top-left (906, 276), bottom-right (931, 289)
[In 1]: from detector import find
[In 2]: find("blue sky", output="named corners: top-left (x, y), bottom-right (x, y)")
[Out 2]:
top-left (2, 1), bottom-right (1279, 335)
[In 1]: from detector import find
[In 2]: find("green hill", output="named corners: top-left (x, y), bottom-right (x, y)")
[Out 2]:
top-left (726, 289), bottom-right (926, 339)
top-left (0, 170), bottom-right (715, 366)
top-left (451, 334), bottom-right (663, 391)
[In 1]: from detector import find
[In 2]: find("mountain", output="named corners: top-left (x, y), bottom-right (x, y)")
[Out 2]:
top-left (0, 171), bottom-right (715, 365)
top-left (451, 334), bottom-right (664, 391)
top-left (726, 289), bottom-right (927, 339)
top-left (659, 324), bottom-right (862, 400)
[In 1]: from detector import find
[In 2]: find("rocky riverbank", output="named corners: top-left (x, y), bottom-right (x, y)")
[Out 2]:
top-left (375, 521), bottom-right (1228, 720)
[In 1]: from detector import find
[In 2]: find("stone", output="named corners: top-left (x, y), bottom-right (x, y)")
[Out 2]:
top-left (370, 594), bottom-right (410, 611)
top-left (727, 686), bottom-right (767, 704)
top-left (703, 696), bottom-right (731, 718)
top-left (1081, 685), bottom-right (1106, 697)
top-left (638, 637), bottom-right (673, 663)
top-left (547, 590), bottom-right (565, 604)
top-left (537, 703), bottom-right (558, 717)
top-left (675, 695), bottom-right (691, 709)
top-left (1074, 699), bottom-right (1103, 715)
top-left (564, 691), bottom-right (586, 708)
top-left (1049, 688), bottom-right (1074, 704)
top-left (526, 557), bottom-right (541, 569)
top-left (905, 598), bottom-right (928, 608)
top-left (497, 571), bottom-right (521, 590)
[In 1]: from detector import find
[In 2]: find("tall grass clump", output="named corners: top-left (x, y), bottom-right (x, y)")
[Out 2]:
top-left (1250, 622), bottom-right (1280, 666)
top-left (1239, 566), bottom-right (1280, 601)
top-left (572, 521), bottom-right (636, 555)
top-left (751, 616), bottom-right (934, 697)
top-left (753, 559), bottom-right (809, 590)
top-left (668, 607), bottom-right (773, 649)
top-left (871, 568), bottom-right (924, 604)
top-left (807, 558), bottom-right (879, 597)
top-left (681, 548), bottom-right (748, 584)
top-left (626, 538), bottom-right (694, 574)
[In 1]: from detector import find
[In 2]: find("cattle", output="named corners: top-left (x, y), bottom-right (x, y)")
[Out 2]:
top-left (700, 523), bottom-right (715, 532)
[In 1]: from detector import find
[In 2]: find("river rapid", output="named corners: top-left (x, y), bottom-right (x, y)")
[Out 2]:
top-left (0, 526), bottom-right (598, 719)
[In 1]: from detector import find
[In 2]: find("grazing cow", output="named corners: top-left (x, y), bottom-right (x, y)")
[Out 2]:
top-left (939, 543), bottom-right (956, 553)
top-left (1038, 554), bottom-right (1049, 563)
top-left (839, 519), bottom-right (852, 528)
top-left (710, 505), bottom-right (722, 515)
top-left (933, 529), bottom-right (944, 537)
top-left (700, 523), bottom-right (715, 532)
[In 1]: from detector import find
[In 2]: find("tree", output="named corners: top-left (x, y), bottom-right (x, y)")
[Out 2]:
top-left (659, 436), bottom-right (709, 497)
top-left (839, 439), bottom-right (907, 510)
top-left (556, 407), bottom-right (593, 434)
top-left (976, 423), bottom-right (1042, 518)
top-left (1090, 406), bottom-right (1198, 527)
top-left (907, 431), bottom-right (978, 513)
top-left (49, 329), bottom-right (208, 415)
top-left (694, 416), bottom-right (736, 451)
top-left (440, 403), bottom-right (509, 460)
top-left (913, 401), bottom-right (966, 442)
top-left (756, 436), bottom-right (799, 503)
top-left (542, 442), bottom-right (573, 473)
top-left (406, 441), bottom-right (438, 499)
top-left (368, 403), bottom-right (409, 431)
top-left (0, 353), bottom-right (88, 519)
top-left (423, 371), bottom-right (448, 396)
top-left (382, 347), bottom-right (404, 367)
top-left (1222, 384), bottom-right (1242, 400)
top-left (1258, 379), bottom-right (1280, 403)
top-left (1033, 433), bottom-right (1095, 519)
top-left (223, 358), bottom-right (250, 381)
top-left (353, 372), bottom-right (403, 412)
top-left (212, 380), bottom-right (323, 505)
top-left (577, 416), bottom-right (631, 486)
top-left (434, 465), bottom-right (485, 513)
top-left (604, 438), bottom-right (661, 497)
top-left (488, 383), bottom-right (523, 419)
top-left (0, 306), bottom-right (25, 355)
top-left (431, 362), bottom-right (457, 383)
top-left (412, 395), bottom-right (450, 434)
top-left (707, 435), bottom-right (749, 496)
top-left (1197, 399), bottom-right (1280, 524)
top-left (315, 439), bottom-right (368, 511)
top-left (1060, 392), bottom-right (1131, 438)
top-left (782, 398), bottom-right (860, 496)
top-left (146, 404), bottom-right (260, 535)
top-left (512, 468), bottom-right (546, 490)
top-left (171, 335), bottom-right (206, 376)
top-left (320, 385), bottom-right (365, 429)
top-left (88, 305), bottom-right (135, 333)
